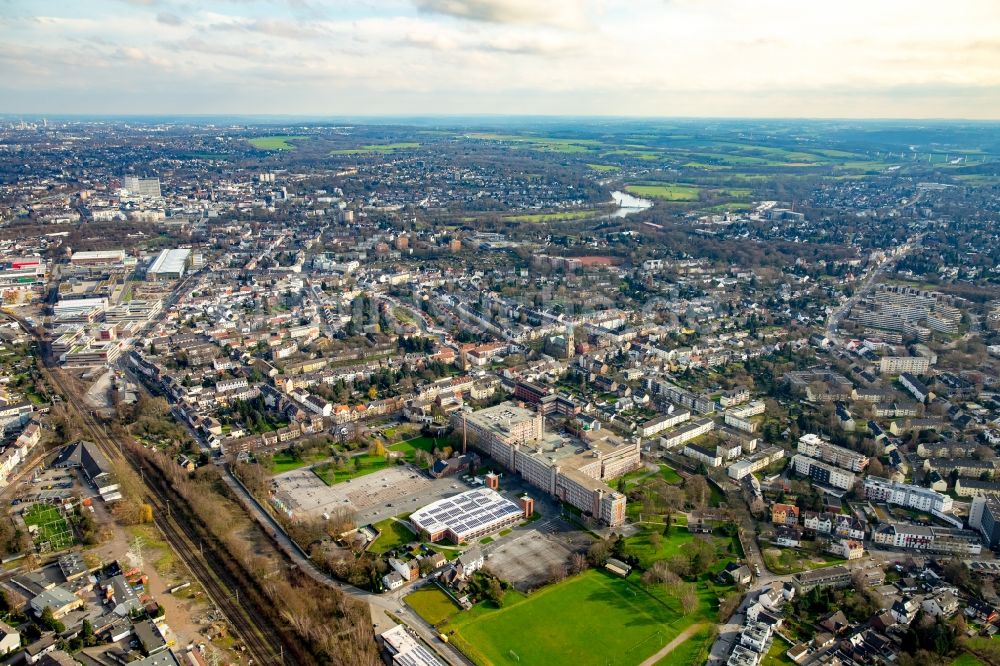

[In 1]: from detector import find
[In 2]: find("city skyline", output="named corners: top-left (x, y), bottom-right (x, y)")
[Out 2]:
top-left (2, 0), bottom-right (1000, 119)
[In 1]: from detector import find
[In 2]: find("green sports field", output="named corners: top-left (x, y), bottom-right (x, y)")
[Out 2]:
top-left (247, 135), bottom-right (307, 150)
top-left (447, 569), bottom-right (704, 666)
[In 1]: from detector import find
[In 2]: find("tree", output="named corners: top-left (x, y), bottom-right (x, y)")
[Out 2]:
top-left (719, 591), bottom-right (742, 622)
top-left (568, 553), bottom-right (588, 575)
top-left (548, 562), bottom-right (568, 583)
top-left (81, 618), bottom-right (96, 647)
top-left (680, 538), bottom-right (716, 576)
top-left (486, 577), bottom-right (504, 607)
top-left (667, 554), bottom-right (691, 578)
top-left (587, 539), bottom-right (612, 567)
top-left (641, 560), bottom-right (678, 586)
top-left (40, 606), bottom-right (65, 633)
top-left (685, 475), bottom-right (709, 509)
top-left (678, 582), bottom-right (699, 615)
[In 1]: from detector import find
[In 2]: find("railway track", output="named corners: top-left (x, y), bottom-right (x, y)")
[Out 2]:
top-left (3, 311), bottom-right (289, 665)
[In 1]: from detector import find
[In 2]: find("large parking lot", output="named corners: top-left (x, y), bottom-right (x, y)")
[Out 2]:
top-left (11, 466), bottom-right (90, 508)
top-left (483, 517), bottom-right (578, 591)
top-left (270, 463), bottom-right (493, 526)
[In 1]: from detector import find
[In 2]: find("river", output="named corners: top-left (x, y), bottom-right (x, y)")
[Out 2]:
top-left (610, 190), bottom-right (653, 217)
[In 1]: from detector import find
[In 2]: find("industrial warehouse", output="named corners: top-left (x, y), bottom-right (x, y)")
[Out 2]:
top-left (408, 488), bottom-right (528, 544)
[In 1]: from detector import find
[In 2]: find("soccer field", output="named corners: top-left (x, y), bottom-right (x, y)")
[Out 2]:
top-left (449, 570), bottom-right (699, 666)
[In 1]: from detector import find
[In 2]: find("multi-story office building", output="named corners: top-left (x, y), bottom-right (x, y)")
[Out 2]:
top-left (452, 402), bottom-right (635, 526)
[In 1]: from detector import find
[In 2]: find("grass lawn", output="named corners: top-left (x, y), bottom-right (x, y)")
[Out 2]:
top-left (504, 210), bottom-right (597, 223)
top-left (314, 454), bottom-right (393, 484)
top-left (656, 624), bottom-right (713, 665)
top-left (369, 517), bottom-right (416, 554)
top-left (24, 504), bottom-right (74, 551)
top-left (762, 638), bottom-right (798, 666)
top-left (448, 570), bottom-right (709, 666)
top-left (950, 654), bottom-right (985, 666)
top-left (586, 163), bottom-right (619, 172)
top-left (626, 184), bottom-right (701, 201)
top-left (269, 450), bottom-right (324, 474)
top-left (659, 464), bottom-right (683, 485)
top-left (248, 135), bottom-right (307, 150)
top-left (625, 528), bottom-right (696, 569)
top-left (389, 436), bottom-right (441, 468)
top-left (762, 547), bottom-right (845, 575)
top-left (406, 587), bottom-right (462, 626)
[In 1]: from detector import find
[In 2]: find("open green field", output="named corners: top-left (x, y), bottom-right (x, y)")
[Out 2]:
top-left (248, 135), bottom-right (307, 150)
top-left (369, 517), bottom-right (416, 554)
top-left (466, 133), bottom-right (599, 154)
top-left (406, 587), bottom-right (462, 626)
top-left (659, 464), bottom-right (683, 484)
top-left (271, 451), bottom-right (309, 474)
top-left (625, 529), bottom-right (696, 569)
top-left (504, 210), bottom-right (597, 223)
top-left (24, 504), bottom-right (74, 551)
top-left (657, 624), bottom-right (713, 665)
top-left (586, 163), bottom-right (619, 172)
top-left (446, 570), bottom-right (708, 666)
top-left (331, 142), bottom-right (421, 155)
top-left (389, 436), bottom-right (441, 457)
top-left (626, 184), bottom-right (701, 201)
top-left (950, 655), bottom-right (984, 666)
top-left (315, 454), bottom-right (393, 484)
top-left (762, 547), bottom-right (844, 575)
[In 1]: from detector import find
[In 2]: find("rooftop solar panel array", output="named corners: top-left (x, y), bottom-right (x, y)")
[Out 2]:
top-left (411, 488), bottom-right (522, 539)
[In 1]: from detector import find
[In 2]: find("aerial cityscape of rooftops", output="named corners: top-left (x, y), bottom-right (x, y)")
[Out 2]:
top-left (3, 2), bottom-right (1000, 666)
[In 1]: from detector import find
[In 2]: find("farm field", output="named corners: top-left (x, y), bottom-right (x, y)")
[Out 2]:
top-left (247, 135), bottom-right (306, 150)
top-left (625, 184), bottom-right (701, 201)
top-left (445, 569), bottom-right (712, 666)
top-left (24, 503), bottom-right (74, 551)
top-left (331, 142), bottom-right (420, 155)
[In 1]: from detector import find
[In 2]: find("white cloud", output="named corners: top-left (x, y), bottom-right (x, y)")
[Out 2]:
top-left (413, 0), bottom-right (593, 29)
top-left (1, 0), bottom-right (999, 117)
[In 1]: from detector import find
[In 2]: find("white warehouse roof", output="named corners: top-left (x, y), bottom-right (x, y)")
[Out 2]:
top-left (148, 248), bottom-right (191, 276)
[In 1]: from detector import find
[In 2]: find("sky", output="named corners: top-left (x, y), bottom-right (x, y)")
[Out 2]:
top-left (2, 0), bottom-right (1000, 118)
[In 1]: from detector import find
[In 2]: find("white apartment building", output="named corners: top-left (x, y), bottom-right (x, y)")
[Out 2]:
top-left (863, 476), bottom-right (953, 514)
top-left (797, 433), bottom-right (869, 472)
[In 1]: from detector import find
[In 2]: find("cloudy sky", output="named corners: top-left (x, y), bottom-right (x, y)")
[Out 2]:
top-left (2, 0), bottom-right (999, 118)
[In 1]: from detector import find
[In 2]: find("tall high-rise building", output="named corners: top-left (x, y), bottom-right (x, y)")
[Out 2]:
top-left (123, 176), bottom-right (162, 199)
